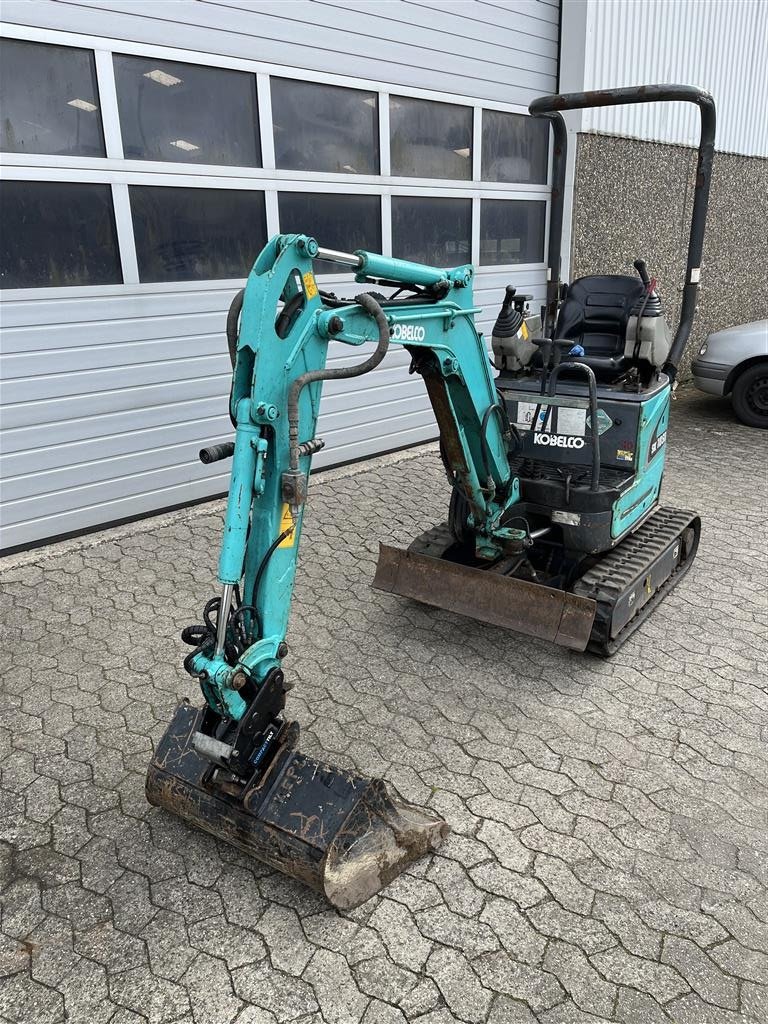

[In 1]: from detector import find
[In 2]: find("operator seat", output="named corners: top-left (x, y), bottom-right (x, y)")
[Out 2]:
top-left (555, 274), bottom-right (646, 378)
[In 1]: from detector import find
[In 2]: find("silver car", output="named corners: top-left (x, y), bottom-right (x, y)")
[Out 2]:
top-left (692, 319), bottom-right (768, 428)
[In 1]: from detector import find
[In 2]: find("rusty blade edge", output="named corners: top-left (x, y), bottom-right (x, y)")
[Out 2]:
top-left (373, 543), bottom-right (596, 651)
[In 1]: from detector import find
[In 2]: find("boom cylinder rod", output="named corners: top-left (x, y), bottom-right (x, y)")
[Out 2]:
top-left (316, 247), bottom-right (362, 267)
top-left (215, 583), bottom-right (234, 657)
top-left (315, 246), bottom-right (458, 289)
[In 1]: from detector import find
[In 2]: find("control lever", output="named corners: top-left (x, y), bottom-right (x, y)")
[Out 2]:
top-left (199, 442), bottom-right (235, 464)
top-left (634, 259), bottom-right (651, 287)
top-left (530, 338), bottom-right (576, 396)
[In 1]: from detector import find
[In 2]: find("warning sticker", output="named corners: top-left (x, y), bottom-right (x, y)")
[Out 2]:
top-left (278, 503), bottom-right (296, 547)
top-left (616, 449), bottom-right (634, 463)
top-left (587, 408), bottom-right (614, 436)
top-left (517, 402), bottom-right (586, 437)
top-left (519, 320), bottom-right (530, 341)
top-left (302, 271), bottom-right (318, 300)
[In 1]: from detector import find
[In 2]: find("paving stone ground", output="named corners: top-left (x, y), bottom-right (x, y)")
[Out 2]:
top-left (1, 387), bottom-right (767, 1024)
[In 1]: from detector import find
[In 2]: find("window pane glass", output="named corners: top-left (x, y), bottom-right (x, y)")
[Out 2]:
top-left (391, 197), bottom-right (471, 267)
top-left (271, 79), bottom-right (378, 174)
top-left (0, 39), bottom-right (105, 156)
top-left (278, 192), bottom-right (381, 274)
top-left (113, 55), bottom-right (260, 166)
top-left (130, 187), bottom-right (266, 283)
top-left (482, 110), bottom-right (549, 184)
top-left (0, 181), bottom-right (121, 288)
top-left (480, 199), bottom-right (546, 266)
top-left (390, 96), bottom-right (472, 180)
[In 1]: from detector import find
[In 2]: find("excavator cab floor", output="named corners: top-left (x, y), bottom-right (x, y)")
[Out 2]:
top-left (146, 701), bottom-right (448, 910)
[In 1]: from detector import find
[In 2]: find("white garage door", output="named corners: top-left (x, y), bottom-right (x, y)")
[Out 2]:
top-left (0, 0), bottom-right (560, 550)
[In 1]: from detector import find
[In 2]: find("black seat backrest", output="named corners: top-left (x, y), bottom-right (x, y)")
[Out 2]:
top-left (556, 275), bottom-right (646, 358)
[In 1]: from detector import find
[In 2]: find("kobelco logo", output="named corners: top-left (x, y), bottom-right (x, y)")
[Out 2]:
top-left (392, 323), bottom-right (426, 342)
top-left (533, 433), bottom-right (585, 449)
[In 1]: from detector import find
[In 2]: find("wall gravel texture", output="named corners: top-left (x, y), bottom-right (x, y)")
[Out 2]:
top-left (570, 132), bottom-right (768, 380)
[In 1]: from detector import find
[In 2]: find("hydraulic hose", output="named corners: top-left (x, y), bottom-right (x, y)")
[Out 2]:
top-left (228, 285), bottom-right (304, 367)
top-left (226, 288), bottom-right (246, 429)
top-left (287, 292), bottom-right (390, 472)
top-left (226, 288), bottom-right (244, 368)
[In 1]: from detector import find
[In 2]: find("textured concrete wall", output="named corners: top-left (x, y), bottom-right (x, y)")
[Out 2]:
top-left (570, 133), bottom-right (768, 379)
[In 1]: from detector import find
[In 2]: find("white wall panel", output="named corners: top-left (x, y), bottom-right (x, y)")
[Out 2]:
top-left (0, 1), bottom-right (557, 549)
top-left (0, 268), bottom-right (547, 549)
top-left (570, 0), bottom-right (767, 157)
top-left (1, 0), bottom-right (558, 105)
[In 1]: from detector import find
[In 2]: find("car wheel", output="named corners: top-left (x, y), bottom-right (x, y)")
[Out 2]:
top-left (731, 362), bottom-right (768, 428)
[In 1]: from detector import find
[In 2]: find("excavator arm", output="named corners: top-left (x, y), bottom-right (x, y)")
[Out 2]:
top-left (186, 233), bottom-right (522, 727)
top-left (146, 231), bottom-right (530, 908)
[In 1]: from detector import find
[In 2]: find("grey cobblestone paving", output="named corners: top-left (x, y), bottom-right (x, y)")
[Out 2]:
top-left (1, 389), bottom-right (767, 1023)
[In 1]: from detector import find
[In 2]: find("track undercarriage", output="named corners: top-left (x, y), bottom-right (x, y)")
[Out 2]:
top-left (374, 506), bottom-right (700, 656)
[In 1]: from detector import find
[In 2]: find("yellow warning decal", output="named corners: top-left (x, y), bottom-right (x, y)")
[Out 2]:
top-left (302, 271), bottom-right (318, 300)
top-left (520, 320), bottom-right (530, 341)
top-left (278, 503), bottom-right (296, 547)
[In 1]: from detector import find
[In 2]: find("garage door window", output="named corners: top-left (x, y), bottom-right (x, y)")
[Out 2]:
top-left (480, 199), bottom-right (546, 266)
top-left (0, 180), bottom-right (122, 288)
top-left (392, 196), bottom-right (471, 266)
top-left (278, 193), bottom-right (381, 274)
top-left (390, 96), bottom-right (472, 180)
top-left (113, 55), bottom-right (261, 167)
top-left (482, 110), bottom-right (549, 185)
top-left (271, 79), bottom-right (379, 174)
top-left (130, 186), bottom-right (267, 282)
top-left (0, 39), bottom-right (105, 157)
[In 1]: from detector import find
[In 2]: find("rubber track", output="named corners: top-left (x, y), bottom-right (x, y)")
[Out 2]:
top-left (573, 506), bottom-right (701, 656)
top-left (406, 507), bottom-right (700, 658)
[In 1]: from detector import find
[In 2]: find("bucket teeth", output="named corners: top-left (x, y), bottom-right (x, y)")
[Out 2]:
top-left (146, 702), bottom-right (448, 910)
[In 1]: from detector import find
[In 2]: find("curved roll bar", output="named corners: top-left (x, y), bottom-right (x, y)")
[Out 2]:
top-left (529, 85), bottom-right (716, 380)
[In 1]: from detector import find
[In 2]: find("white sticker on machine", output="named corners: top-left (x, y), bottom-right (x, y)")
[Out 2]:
top-left (551, 510), bottom-right (581, 526)
top-left (516, 402), bottom-right (586, 437)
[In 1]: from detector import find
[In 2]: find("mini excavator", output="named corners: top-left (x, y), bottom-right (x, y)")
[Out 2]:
top-left (147, 86), bottom-right (715, 908)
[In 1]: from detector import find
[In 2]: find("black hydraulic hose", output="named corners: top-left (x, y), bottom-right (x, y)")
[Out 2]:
top-left (547, 362), bottom-right (601, 492)
top-left (226, 288), bottom-right (244, 368)
top-left (226, 288), bottom-right (245, 429)
top-left (252, 525), bottom-right (296, 608)
top-left (276, 291), bottom-right (305, 339)
top-left (231, 603), bottom-right (263, 650)
top-left (228, 287), bottom-right (305, 365)
top-left (320, 288), bottom-right (433, 308)
top-left (287, 292), bottom-right (390, 472)
top-left (632, 284), bottom-right (654, 362)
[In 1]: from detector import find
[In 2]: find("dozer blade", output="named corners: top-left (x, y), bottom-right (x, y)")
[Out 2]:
top-left (146, 701), bottom-right (448, 910)
top-left (373, 543), bottom-right (597, 651)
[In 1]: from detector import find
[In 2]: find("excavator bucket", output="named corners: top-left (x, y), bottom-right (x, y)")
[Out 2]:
top-left (373, 543), bottom-right (598, 651)
top-left (147, 702), bottom-right (448, 910)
